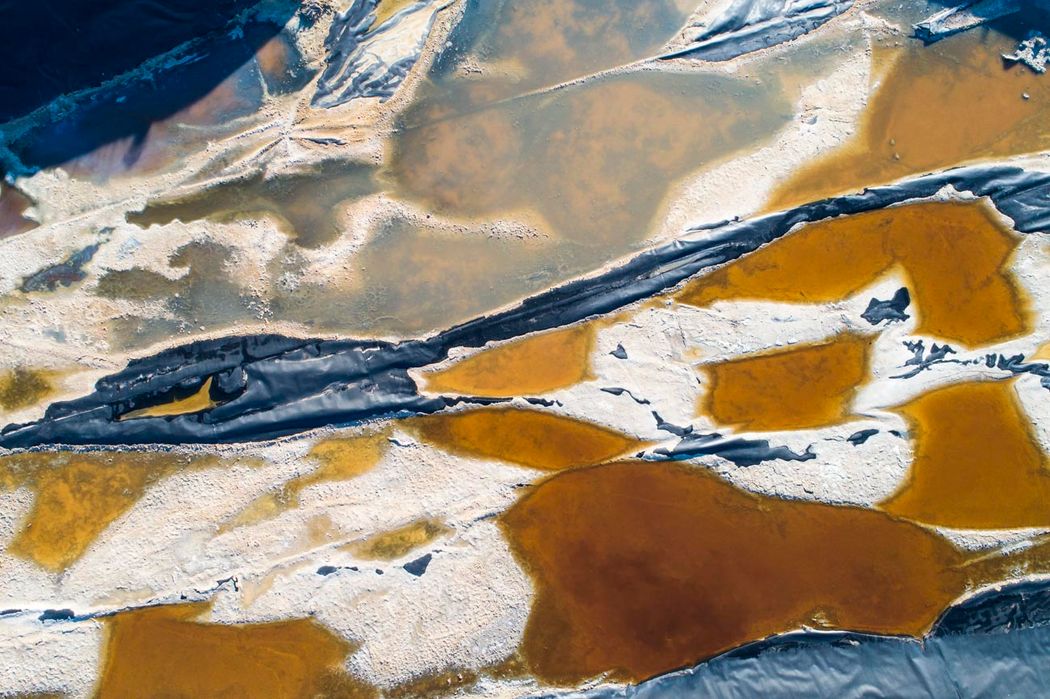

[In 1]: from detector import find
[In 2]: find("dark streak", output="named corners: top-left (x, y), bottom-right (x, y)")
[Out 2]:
top-left (861, 287), bottom-right (910, 325)
top-left (403, 553), bottom-right (432, 577)
top-left (846, 428), bottom-right (879, 446)
top-left (5, 165), bottom-right (1050, 448)
top-left (652, 432), bottom-right (816, 467)
top-left (600, 387), bottom-right (651, 405)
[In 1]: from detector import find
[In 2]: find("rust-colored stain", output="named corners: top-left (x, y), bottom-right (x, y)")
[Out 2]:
top-left (411, 408), bottom-right (641, 471)
top-left (500, 460), bottom-right (1027, 685)
top-left (0, 451), bottom-right (216, 572)
top-left (700, 333), bottom-right (873, 431)
top-left (96, 603), bottom-right (377, 698)
top-left (422, 324), bottom-right (595, 397)
top-left (768, 28), bottom-right (1050, 211)
top-left (678, 201), bottom-right (1030, 347)
top-left (881, 380), bottom-right (1050, 529)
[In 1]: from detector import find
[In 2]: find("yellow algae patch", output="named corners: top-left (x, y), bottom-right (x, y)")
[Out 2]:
top-left (881, 380), bottom-right (1050, 529)
top-left (411, 408), bottom-right (641, 471)
top-left (373, 0), bottom-right (416, 27)
top-left (346, 519), bottom-right (451, 561)
top-left (0, 367), bottom-right (57, 412)
top-left (225, 429), bottom-right (390, 530)
top-left (768, 28), bottom-right (1050, 211)
top-left (678, 201), bottom-right (1030, 347)
top-left (1033, 343), bottom-right (1050, 361)
top-left (120, 377), bottom-right (217, 420)
top-left (701, 333), bottom-right (873, 431)
top-left (0, 451), bottom-right (216, 572)
top-left (422, 325), bottom-right (595, 397)
top-left (500, 460), bottom-right (997, 685)
top-left (96, 603), bottom-right (377, 698)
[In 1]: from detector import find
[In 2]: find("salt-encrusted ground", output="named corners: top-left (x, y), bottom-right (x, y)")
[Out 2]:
top-left (1, 0), bottom-right (1049, 695)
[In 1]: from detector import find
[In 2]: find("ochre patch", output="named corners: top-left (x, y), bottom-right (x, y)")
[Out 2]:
top-left (0, 367), bottom-right (57, 412)
top-left (411, 408), bottom-right (641, 471)
top-left (120, 377), bottom-right (218, 420)
top-left (422, 324), bottom-right (595, 397)
top-left (347, 519), bottom-right (451, 560)
top-left (0, 451), bottom-right (217, 572)
top-left (500, 461), bottom-right (1025, 685)
top-left (678, 201), bottom-right (1029, 347)
top-left (881, 380), bottom-right (1050, 528)
top-left (767, 27), bottom-right (1050, 210)
top-left (700, 333), bottom-right (873, 431)
top-left (225, 429), bottom-right (389, 530)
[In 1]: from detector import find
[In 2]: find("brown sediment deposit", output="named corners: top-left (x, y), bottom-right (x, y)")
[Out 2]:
top-left (390, 71), bottom-right (788, 248)
top-left (500, 460), bottom-right (1048, 685)
top-left (678, 201), bottom-right (1030, 347)
top-left (411, 408), bottom-right (641, 471)
top-left (0, 183), bottom-right (37, 238)
top-left (96, 603), bottom-right (377, 698)
top-left (127, 161), bottom-right (375, 248)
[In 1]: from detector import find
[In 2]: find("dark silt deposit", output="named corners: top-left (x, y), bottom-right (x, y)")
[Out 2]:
top-left (862, 287), bottom-right (911, 325)
top-left (4, 164), bottom-right (1050, 447)
top-left (21, 241), bottom-right (103, 293)
top-left (651, 432), bottom-right (816, 467)
top-left (566, 578), bottom-right (1050, 699)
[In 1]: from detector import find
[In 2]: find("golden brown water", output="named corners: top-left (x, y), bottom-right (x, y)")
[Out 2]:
top-left (225, 429), bottom-right (389, 530)
top-left (701, 332), bottom-right (873, 431)
top-left (346, 518), bottom-right (450, 560)
top-left (120, 377), bottom-right (217, 420)
top-left (767, 27), bottom-right (1050, 211)
top-left (0, 367), bottom-right (56, 412)
top-left (421, 324), bottom-right (595, 397)
top-left (0, 451), bottom-right (216, 571)
top-left (881, 380), bottom-right (1050, 528)
top-left (678, 200), bottom-right (1030, 347)
top-left (411, 408), bottom-right (641, 471)
top-left (500, 460), bottom-right (1035, 685)
top-left (96, 603), bottom-right (376, 698)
